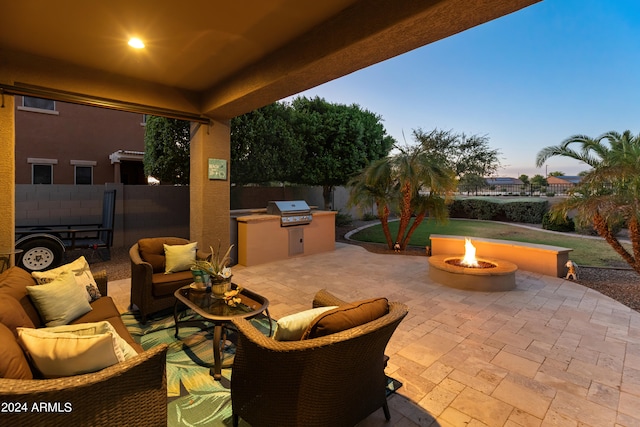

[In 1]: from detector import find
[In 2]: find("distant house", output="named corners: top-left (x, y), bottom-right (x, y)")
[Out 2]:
top-left (547, 175), bottom-right (582, 193)
top-left (15, 97), bottom-right (146, 185)
top-left (547, 176), bottom-right (582, 185)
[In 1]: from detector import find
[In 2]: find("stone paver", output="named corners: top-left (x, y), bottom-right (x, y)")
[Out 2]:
top-left (109, 243), bottom-right (640, 426)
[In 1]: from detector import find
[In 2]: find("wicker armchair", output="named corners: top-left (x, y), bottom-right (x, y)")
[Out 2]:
top-left (231, 289), bottom-right (408, 427)
top-left (130, 237), bottom-right (207, 323)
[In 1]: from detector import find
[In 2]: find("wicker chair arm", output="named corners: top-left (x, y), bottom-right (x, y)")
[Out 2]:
top-left (93, 269), bottom-right (108, 296)
top-left (129, 243), bottom-right (146, 266)
top-left (0, 344), bottom-right (168, 427)
top-left (129, 243), bottom-right (153, 300)
top-left (311, 288), bottom-right (348, 308)
top-left (196, 249), bottom-right (210, 261)
top-left (232, 301), bottom-right (408, 353)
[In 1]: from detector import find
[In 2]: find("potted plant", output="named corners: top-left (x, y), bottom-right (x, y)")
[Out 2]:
top-left (192, 241), bottom-right (234, 296)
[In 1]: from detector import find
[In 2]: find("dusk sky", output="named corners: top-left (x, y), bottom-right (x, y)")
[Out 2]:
top-left (284, 0), bottom-right (640, 178)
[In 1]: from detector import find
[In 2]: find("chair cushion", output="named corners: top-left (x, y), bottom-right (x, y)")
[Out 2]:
top-left (164, 242), bottom-right (197, 273)
top-left (273, 306), bottom-right (338, 341)
top-left (302, 297), bottom-right (389, 339)
top-left (0, 294), bottom-right (35, 336)
top-left (0, 266), bottom-right (43, 327)
top-left (0, 323), bottom-right (33, 379)
top-left (151, 270), bottom-right (193, 297)
top-left (26, 271), bottom-right (93, 327)
top-left (138, 237), bottom-right (190, 273)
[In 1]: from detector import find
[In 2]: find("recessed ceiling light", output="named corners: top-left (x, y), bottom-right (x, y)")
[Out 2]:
top-left (128, 38), bottom-right (145, 49)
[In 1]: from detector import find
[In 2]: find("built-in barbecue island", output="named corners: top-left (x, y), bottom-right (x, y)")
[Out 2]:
top-left (233, 201), bottom-right (337, 266)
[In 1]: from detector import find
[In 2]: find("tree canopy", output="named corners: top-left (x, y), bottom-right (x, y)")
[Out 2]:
top-left (349, 142), bottom-right (456, 250)
top-left (348, 127), bottom-right (501, 250)
top-left (536, 130), bottom-right (640, 274)
top-left (411, 128), bottom-right (501, 179)
top-left (231, 102), bottom-right (303, 185)
top-left (230, 97), bottom-right (395, 208)
top-left (530, 174), bottom-right (548, 191)
top-left (143, 116), bottom-right (191, 185)
top-left (292, 97), bottom-right (395, 208)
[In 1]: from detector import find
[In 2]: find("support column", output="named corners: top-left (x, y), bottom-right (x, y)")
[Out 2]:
top-left (0, 93), bottom-right (16, 261)
top-left (189, 119), bottom-right (231, 252)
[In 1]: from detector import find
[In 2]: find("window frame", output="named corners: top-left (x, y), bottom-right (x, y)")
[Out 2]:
top-left (32, 164), bottom-right (54, 185)
top-left (28, 158), bottom-right (58, 185)
top-left (70, 160), bottom-right (96, 185)
top-left (18, 96), bottom-right (59, 115)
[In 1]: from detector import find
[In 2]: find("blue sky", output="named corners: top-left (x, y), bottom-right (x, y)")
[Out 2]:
top-left (284, 0), bottom-right (640, 178)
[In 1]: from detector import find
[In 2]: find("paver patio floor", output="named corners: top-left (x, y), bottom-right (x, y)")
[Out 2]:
top-left (110, 243), bottom-right (640, 426)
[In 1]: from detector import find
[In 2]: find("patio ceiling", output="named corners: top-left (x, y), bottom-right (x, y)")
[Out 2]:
top-left (0, 0), bottom-right (540, 121)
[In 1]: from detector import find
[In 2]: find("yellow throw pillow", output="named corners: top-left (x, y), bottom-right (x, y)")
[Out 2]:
top-left (18, 327), bottom-right (123, 378)
top-left (273, 306), bottom-right (338, 341)
top-left (32, 256), bottom-right (101, 302)
top-left (164, 242), bottom-right (198, 273)
top-left (34, 321), bottom-right (139, 361)
top-left (26, 271), bottom-right (93, 326)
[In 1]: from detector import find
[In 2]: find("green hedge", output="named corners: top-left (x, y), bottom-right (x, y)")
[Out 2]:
top-left (542, 212), bottom-right (575, 232)
top-left (449, 198), bottom-right (548, 224)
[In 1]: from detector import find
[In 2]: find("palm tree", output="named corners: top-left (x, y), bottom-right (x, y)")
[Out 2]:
top-left (348, 144), bottom-right (456, 250)
top-left (348, 157), bottom-right (396, 248)
top-left (536, 130), bottom-right (640, 274)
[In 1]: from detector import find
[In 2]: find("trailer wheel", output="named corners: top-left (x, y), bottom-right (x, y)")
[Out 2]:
top-left (17, 239), bottom-right (64, 272)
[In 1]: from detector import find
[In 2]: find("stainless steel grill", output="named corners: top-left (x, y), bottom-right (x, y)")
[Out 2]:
top-left (266, 200), bottom-right (313, 227)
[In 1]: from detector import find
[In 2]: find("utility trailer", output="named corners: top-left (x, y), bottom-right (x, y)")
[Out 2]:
top-left (14, 190), bottom-right (116, 272)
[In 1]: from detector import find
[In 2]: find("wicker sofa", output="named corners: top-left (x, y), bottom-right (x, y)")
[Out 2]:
top-left (130, 237), bottom-right (209, 323)
top-left (0, 265), bottom-right (168, 427)
top-left (231, 289), bottom-right (408, 427)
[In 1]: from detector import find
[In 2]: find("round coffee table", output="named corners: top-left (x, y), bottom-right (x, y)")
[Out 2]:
top-left (173, 284), bottom-right (270, 380)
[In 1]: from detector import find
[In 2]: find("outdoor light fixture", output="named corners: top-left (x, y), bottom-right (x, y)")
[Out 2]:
top-left (128, 37), bottom-right (145, 49)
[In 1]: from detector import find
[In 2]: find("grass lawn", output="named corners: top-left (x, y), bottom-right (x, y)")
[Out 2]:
top-left (350, 218), bottom-right (632, 268)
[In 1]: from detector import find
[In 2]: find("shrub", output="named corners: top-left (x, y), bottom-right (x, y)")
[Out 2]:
top-left (546, 192), bottom-right (555, 197)
top-left (503, 200), bottom-right (548, 223)
top-left (449, 198), bottom-right (547, 223)
top-left (449, 199), bottom-right (502, 220)
top-left (334, 212), bottom-right (353, 227)
top-left (361, 212), bottom-right (377, 221)
top-left (542, 212), bottom-right (575, 232)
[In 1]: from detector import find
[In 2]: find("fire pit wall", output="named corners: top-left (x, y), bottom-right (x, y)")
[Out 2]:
top-left (428, 255), bottom-right (517, 291)
top-left (429, 234), bottom-right (573, 278)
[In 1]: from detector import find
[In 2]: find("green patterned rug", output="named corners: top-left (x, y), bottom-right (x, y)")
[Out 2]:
top-left (122, 309), bottom-right (402, 426)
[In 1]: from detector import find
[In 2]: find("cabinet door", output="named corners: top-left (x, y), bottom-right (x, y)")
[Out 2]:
top-left (288, 227), bottom-right (304, 256)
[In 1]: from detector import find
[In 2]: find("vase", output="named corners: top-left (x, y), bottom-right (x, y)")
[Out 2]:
top-left (210, 276), bottom-right (232, 297)
top-left (191, 267), bottom-right (204, 280)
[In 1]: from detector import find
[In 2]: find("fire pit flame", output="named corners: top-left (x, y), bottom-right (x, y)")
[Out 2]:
top-left (460, 238), bottom-right (479, 267)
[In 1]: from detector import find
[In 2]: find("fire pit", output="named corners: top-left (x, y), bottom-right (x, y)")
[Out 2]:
top-left (428, 238), bottom-right (517, 291)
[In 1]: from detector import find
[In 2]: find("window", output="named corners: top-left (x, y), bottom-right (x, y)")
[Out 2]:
top-left (75, 166), bottom-right (93, 185)
top-left (28, 158), bottom-right (57, 184)
top-left (23, 96), bottom-right (55, 111)
top-left (70, 160), bottom-right (96, 185)
top-left (33, 165), bottom-right (53, 184)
